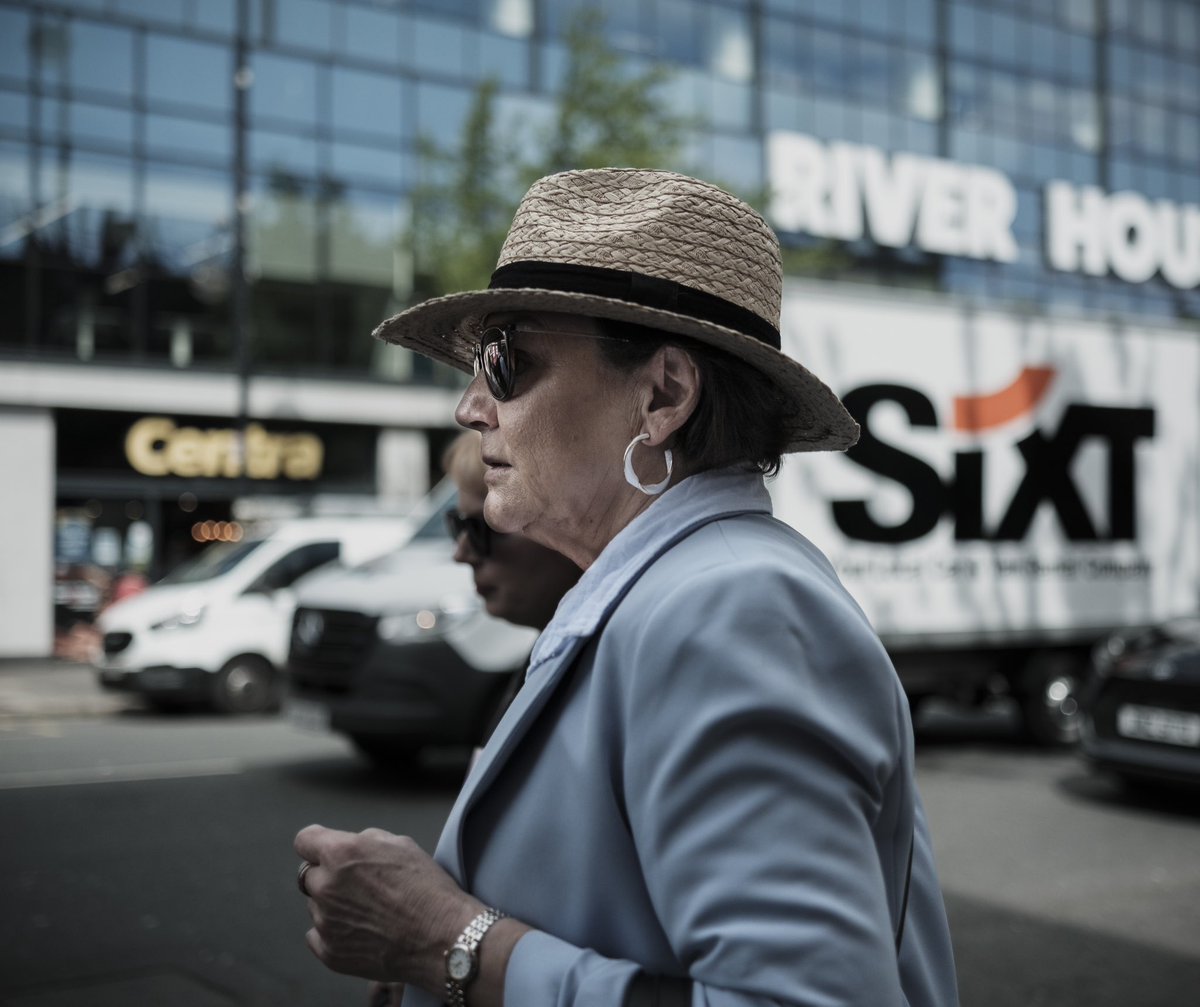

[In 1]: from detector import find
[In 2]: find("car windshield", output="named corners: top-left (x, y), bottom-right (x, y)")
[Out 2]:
top-left (356, 492), bottom-right (459, 574)
top-left (158, 539), bottom-right (265, 584)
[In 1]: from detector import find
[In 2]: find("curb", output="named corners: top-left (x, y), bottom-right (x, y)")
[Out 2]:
top-left (0, 662), bottom-right (142, 721)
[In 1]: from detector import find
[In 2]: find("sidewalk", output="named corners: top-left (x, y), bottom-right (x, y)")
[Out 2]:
top-left (0, 658), bottom-right (139, 719)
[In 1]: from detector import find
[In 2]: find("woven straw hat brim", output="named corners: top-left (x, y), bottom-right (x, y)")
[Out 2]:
top-left (373, 287), bottom-right (860, 454)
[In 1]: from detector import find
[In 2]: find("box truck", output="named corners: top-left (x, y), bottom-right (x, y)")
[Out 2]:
top-left (773, 281), bottom-right (1200, 743)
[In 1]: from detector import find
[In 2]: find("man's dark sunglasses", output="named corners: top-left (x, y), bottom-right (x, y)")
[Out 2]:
top-left (471, 324), bottom-right (626, 401)
top-left (445, 510), bottom-right (495, 556)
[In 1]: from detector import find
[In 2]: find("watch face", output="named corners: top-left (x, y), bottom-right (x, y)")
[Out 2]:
top-left (447, 945), bottom-right (474, 982)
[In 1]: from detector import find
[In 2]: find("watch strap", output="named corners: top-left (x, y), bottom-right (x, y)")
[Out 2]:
top-left (444, 907), bottom-right (506, 1007)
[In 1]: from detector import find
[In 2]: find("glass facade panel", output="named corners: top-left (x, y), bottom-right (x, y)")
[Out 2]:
top-left (252, 52), bottom-right (320, 129)
top-left (477, 31), bottom-right (532, 89)
top-left (273, 0), bottom-right (336, 53)
top-left (145, 114), bottom-right (232, 165)
top-left (340, 4), bottom-right (402, 64)
top-left (0, 0), bottom-right (1195, 373)
top-left (69, 102), bottom-right (136, 151)
top-left (0, 8), bottom-right (32, 87)
top-left (328, 190), bottom-right (402, 287)
top-left (113, 0), bottom-right (187, 25)
top-left (486, 0), bottom-right (534, 38)
top-left (249, 177), bottom-right (316, 282)
top-left (415, 81), bottom-right (473, 150)
top-left (1178, 2), bottom-right (1200, 51)
top-left (331, 67), bottom-right (407, 142)
top-left (412, 18), bottom-right (468, 77)
top-left (192, 0), bottom-right (237, 37)
top-left (251, 128), bottom-right (319, 177)
top-left (0, 141), bottom-right (31, 246)
top-left (0, 90), bottom-right (29, 139)
top-left (328, 140), bottom-right (409, 189)
top-left (707, 7), bottom-right (753, 82)
top-left (146, 35), bottom-right (233, 113)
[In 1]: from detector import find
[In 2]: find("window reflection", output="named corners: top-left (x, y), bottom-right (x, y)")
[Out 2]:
top-left (413, 19), bottom-right (468, 77)
top-left (146, 35), bottom-right (232, 113)
top-left (145, 115), bottom-right (231, 166)
top-left (273, 0), bottom-right (335, 53)
top-left (69, 103), bottom-right (135, 151)
top-left (416, 81), bottom-right (473, 150)
top-left (69, 21), bottom-right (135, 97)
top-left (250, 129), bottom-right (319, 178)
top-left (328, 141), bottom-right (409, 189)
top-left (332, 68), bottom-right (407, 141)
top-left (341, 5), bottom-right (403, 64)
top-left (0, 9), bottom-right (30, 86)
top-left (707, 7), bottom-right (752, 82)
top-left (252, 52), bottom-right (319, 130)
top-left (114, 0), bottom-right (186, 25)
top-left (487, 0), bottom-right (533, 38)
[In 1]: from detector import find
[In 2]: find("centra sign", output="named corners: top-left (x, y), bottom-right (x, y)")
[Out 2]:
top-left (767, 129), bottom-right (1200, 290)
top-left (125, 417), bottom-right (324, 480)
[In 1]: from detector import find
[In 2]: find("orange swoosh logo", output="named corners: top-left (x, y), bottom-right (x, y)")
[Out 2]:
top-left (953, 366), bottom-right (1056, 432)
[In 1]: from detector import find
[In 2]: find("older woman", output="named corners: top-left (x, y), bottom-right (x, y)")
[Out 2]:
top-left (296, 170), bottom-right (959, 1007)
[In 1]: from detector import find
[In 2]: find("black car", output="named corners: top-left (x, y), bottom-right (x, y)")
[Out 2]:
top-left (1079, 617), bottom-right (1200, 786)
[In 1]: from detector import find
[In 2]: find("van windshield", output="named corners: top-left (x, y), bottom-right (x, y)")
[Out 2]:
top-left (158, 539), bottom-right (265, 584)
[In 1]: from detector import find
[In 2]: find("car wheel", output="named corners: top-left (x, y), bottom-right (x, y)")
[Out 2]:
top-left (212, 656), bottom-right (279, 715)
top-left (351, 736), bottom-right (420, 770)
top-left (1020, 653), bottom-right (1083, 747)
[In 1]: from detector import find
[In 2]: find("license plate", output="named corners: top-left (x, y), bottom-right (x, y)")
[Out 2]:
top-left (1116, 704), bottom-right (1200, 747)
top-left (285, 697), bottom-right (330, 733)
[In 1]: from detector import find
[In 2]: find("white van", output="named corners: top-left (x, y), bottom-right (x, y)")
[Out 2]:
top-left (284, 497), bottom-right (540, 764)
top-left (95, 512), bottom-right (427, 713)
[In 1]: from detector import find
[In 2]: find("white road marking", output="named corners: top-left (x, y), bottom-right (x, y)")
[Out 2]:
top-left (0, 758), bottom-right (244, 789)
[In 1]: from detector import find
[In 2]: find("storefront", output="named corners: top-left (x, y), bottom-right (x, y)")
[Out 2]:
top-left (50, 407), bottom-right (394, 630)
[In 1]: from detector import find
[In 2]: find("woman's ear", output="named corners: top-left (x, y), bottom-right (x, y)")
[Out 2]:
top-left (642, 346), bottom-right (701, 445)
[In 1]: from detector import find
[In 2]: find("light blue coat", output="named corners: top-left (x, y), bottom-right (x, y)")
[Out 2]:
top-left (406, 473), bottom-right (958, 1006)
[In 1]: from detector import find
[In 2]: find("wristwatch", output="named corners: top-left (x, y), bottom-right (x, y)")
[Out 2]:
top-left (444, 907), bottom-right (506, 1007)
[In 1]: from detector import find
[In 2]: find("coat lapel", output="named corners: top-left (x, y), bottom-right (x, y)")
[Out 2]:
top-left (434, 499), bottom-right (769, 882)
top-left (434, 632), bottom-right (592, 881)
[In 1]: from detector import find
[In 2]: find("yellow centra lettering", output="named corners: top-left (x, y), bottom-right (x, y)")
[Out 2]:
top-left (125, 417), bottom-right (174, 476)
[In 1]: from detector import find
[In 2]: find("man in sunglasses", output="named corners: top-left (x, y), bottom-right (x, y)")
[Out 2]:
top-left (441, 430), bottom-right (580, 635)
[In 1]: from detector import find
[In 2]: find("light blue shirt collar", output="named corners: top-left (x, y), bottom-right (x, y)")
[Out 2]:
top-left (527, 466), bottom-right (773, 676)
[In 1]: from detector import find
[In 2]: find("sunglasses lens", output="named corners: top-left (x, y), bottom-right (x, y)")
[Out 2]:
top-left (478, 328), bottom-right (514, 400)
top-left (445, 511), bottom-right (491, 556)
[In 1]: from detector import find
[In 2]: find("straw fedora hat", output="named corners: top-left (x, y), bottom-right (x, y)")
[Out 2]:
top-left (373, 168), bottom-right (858, 453)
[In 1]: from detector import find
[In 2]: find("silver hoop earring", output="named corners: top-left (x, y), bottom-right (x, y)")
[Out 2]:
top-left (623, 433), bottom-right (673, 496)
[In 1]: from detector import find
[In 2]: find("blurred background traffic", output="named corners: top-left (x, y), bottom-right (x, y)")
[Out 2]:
top-left (1, 1), bottom-right (1198, 1003)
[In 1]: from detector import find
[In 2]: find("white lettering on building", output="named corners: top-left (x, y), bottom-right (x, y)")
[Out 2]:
top-left (767, 130), bottom-right (1019, 264)
top-left (1046, 181), bottom-right (1200, 289)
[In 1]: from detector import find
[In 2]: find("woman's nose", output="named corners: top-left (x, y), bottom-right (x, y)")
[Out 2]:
top-left (455, 372), bottom-right (496, 431)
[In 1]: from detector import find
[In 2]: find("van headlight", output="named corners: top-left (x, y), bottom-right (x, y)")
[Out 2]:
top-left (150, 606), bottom-right (207, 631)
top-left (376, 606), bottom-right (473, 643)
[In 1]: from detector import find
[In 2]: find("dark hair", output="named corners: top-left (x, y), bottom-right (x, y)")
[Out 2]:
top-left (594, 319), bottom-right (788, 476)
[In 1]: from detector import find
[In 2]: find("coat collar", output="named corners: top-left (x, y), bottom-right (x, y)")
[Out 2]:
top-left (435, 468), bottom-right (773, 880)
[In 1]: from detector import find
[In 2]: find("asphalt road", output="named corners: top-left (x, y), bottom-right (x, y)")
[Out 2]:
top-left (1, 702), bottom-right (1198, 1007)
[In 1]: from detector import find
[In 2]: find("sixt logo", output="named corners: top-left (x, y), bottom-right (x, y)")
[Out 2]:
top-left (832, 368), bottom-right (1155, 544)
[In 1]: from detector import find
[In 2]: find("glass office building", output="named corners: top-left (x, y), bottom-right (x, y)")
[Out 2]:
top-left (0, 0), bottom-right (1197, 654)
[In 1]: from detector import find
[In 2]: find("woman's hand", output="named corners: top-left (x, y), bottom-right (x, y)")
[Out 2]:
top-left (294, 824), bottom-right (482, 991)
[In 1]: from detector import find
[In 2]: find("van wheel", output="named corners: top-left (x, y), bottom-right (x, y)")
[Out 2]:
top-left (1019, 653), bottom-right (1083, 747)
top-left (213, 656), bottom-right (279, 715)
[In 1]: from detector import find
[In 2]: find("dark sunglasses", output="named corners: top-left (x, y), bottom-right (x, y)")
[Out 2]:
top-left (471, 324), bottom-right (628, 401)
top-left (444, 510), bottom-right (495, 556)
